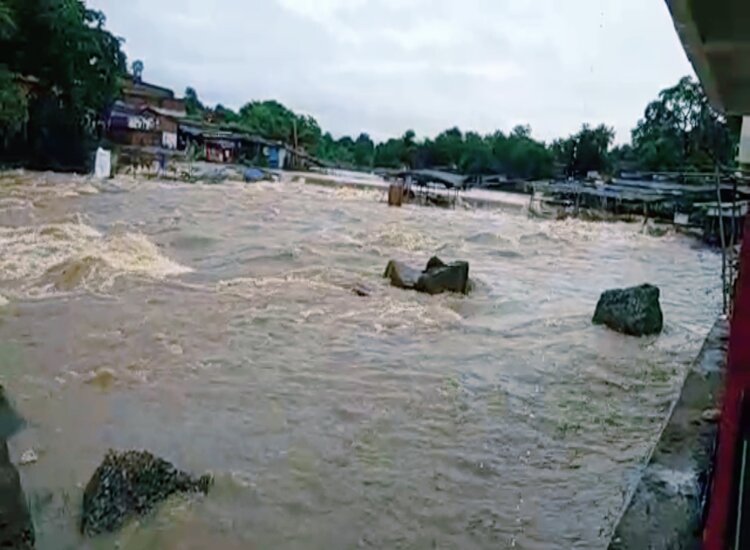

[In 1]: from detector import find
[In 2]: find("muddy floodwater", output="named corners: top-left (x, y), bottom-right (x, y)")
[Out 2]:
top-left (0, 172), bottom-right (721, 549)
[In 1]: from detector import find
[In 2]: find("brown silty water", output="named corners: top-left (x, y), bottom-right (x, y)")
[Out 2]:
top-left (0, 171), bottom-right (721, 549)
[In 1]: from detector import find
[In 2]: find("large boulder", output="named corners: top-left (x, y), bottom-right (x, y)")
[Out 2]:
top-left (384, 257), bottom-right (471, 295)
top-left (592, 284), bottom-right (664, 336)
top-left (416, 257), bottom-right (470, 295)
top-left (81, 450), bottom-right (212, 536)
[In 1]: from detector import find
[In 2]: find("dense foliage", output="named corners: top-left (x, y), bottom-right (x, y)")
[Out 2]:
top-left (631, 76), bottom-right (736, 171)
top-left (190, 75), bottom-right (735, 177)
top-left (0, 0), bottom-right (126, 169)
top-left (551, 124), bottom-right (615, 177)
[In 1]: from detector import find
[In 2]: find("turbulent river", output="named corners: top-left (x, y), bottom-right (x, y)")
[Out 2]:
top-left (0, 171), bottom-right (721, 549)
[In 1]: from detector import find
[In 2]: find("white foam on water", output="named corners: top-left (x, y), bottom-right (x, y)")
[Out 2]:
top-left (0, 221), bottom-right (191, 298)
top-left (100, 231), bottom-right (192, 278)
top-left (366, 224), bottom-right (443, 253)
top-left (76, 183), bottom-right (100, 196)
top-left (217, 271), bottom-right (463, 332)
top-left (0, 197), bottom-right (33, 211)
top-left (217, 273), bottom-right (343, 299)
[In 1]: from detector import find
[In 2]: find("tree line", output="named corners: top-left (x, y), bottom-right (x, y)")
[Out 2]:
top-left (0, 0), bottom-right (739, 176)
top-left (172, 76), bottom-right (743, 179)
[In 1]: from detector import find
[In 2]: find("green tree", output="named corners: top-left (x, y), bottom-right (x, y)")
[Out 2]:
top-left (315, 132), bottom-right (335, 161)
top-left (353, 133), bottom-right (374, 167)
top-left (294, 114), bottom-right (321, 151)
top-left (552, 124), bottom-right (614, 177)
top-left (0, 0), bottom-right (15, 39)
top-left (511, 124), bottom-right (532, 139)
top-left (432, 127), bottom-right (464, 167)
top-left (374, 137), bottom-right (405, 168)
top-left (610, 143), bottom-right (638, 173)
top-left (400, 129), bottom-right (417, 167)
top-left (213, 104), bottom-right (239, 124)
top-left (632, 76), bottom-right (735, 171)
top-left (0, 65), bottom-right (27, 143)
top-left (236, 100), bottom-right (321, 150)
top-left (185, 87), bottom-right (204, 117)
top-left (459, 131), bottom-right (493, 174)
top-left (487, 128), bottom-right (554, 180)
top-left (0, 0), bottom-right (126, 168)
top-left (239, 100), bottom-right (294, 141)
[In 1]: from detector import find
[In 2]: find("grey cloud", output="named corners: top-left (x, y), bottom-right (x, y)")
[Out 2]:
top-left (88, 0), bottom-right (694, 143)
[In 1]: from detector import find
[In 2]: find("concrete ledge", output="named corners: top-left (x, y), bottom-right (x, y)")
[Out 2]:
top-left (609, 317), bottom-right (729, 549)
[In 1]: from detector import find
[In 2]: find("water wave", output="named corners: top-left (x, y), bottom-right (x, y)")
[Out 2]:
top-left (0, 221), bottom-right (191, 297)
top-left (365, 225), bottom-right (443, 253)
top-left (465, 231), bottom-right (517, 246)
top-left (216, 268), bottom-right (464, 332)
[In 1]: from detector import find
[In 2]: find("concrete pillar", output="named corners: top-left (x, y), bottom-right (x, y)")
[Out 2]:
top-left (737, 116), bottom-right (750, 175)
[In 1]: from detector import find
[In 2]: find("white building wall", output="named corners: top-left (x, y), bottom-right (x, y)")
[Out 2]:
top-left (739, 116), bottom-right (750, 165)
top-left (162, 132), bottom-right (177, 150)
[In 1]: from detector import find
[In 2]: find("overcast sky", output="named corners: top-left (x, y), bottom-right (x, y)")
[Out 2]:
top-left (87, 0), bottom-right (694, 144)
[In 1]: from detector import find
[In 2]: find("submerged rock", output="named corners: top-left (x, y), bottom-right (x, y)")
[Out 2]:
top-left (384, 257), bottom-right (471, 295)
top-left (592, 284), bottom-right (664, 336)
top-left (384, 260), bottom-right (422, 290)
top-left (84, 367), bottom-right (117, 390)
top-left (351, 283), bottom-right (373, 297)
top-left (80, 450), bottom-right (212, 536)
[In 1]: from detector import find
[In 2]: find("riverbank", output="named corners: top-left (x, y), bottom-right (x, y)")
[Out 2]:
top-left (609, 317), bottom-right (729, 548)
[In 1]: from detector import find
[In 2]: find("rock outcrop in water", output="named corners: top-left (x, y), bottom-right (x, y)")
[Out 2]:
top-left (80, 450), bottom-right (212, 536)
top-left (0, 385), bottom-right (35, 549)
top-left (592, 284), bottom-right (664, 336)
top-left (384, 257), bottom-right (471, 295)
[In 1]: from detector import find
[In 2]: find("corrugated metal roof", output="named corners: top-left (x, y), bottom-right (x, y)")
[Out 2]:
top-left (148, 106), bottom-right (187, 119)
top-left (122, 76), bottom-right (175, 100)
top-left (398, 169), bottom-right (468, 189)
top-left (178, 124), bottom-right (280, 146)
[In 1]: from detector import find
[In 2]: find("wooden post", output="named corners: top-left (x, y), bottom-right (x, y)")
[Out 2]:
top-left (388, 183), bottom-right (404, 207)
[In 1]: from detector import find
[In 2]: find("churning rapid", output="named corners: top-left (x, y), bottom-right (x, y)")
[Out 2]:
top-left (0, 171), bottom-right (721, 549)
